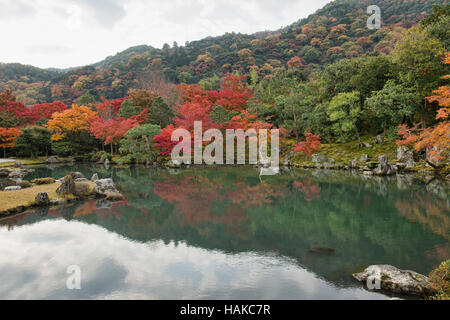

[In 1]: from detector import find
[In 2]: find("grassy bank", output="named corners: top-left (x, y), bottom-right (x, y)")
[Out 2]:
top-left (290, 135), bottom-right (397, 165)
top-left (0, 157), bottom-right (48, 168)
top-left (0, 181), bottom-right (96, 215)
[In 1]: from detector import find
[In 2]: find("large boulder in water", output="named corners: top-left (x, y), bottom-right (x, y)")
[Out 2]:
top-left (93, 178), bottom-right (124, 201)
top-left (353, 265), bottom-right (431, 296)
top-left (374, 155), bottom-right (395, 176)
top-left (73, 182), bottom-right (92, 197)
top-left (56, 175), bottom-right (75, 196)
top-left (70, 172), bottom-right (85, 180)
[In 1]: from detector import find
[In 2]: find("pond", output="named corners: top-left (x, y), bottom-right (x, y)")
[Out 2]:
top-left (0, 164), bottom-right (448, 299)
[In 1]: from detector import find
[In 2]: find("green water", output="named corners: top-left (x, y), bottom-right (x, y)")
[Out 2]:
top-left (0, 165), bottom-right (448, 299)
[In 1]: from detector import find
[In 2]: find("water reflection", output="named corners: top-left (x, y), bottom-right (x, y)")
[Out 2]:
top-left (0, 165), bottom-right (448, 299)
top-left (0, 220), bottom-right (388, 299)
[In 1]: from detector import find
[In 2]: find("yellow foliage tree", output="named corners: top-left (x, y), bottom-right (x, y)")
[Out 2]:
top-left (47, 105), bottom-right (97, 141)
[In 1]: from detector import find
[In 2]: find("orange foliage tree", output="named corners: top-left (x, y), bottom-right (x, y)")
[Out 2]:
top-left (47, 105), bottom-right (97, 141)
top-left (0, 127), bottom-right (20, 157)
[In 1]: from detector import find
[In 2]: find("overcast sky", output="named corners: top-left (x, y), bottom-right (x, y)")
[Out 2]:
top-left (0, 0), bottom-right (331, 69)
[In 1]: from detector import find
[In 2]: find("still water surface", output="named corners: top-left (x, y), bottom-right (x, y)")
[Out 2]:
top-left (0, 165), bottom-right (448, 299)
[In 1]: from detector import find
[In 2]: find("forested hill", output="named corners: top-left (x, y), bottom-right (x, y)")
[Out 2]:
top-left (0, 0), bottom-right (446, 105)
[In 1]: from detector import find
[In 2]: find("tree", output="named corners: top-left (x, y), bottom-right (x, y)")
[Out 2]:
top-left (293, 133), bottom-right (321, 159)
top-left (0, 101), bottom-right (30, 128)
top-left (392, 26), bottom-right (445, 125)
top-left (327, 91), bottom-right (361, 140)
top-left (27, 101), bottom-right (68, 123)
top-left (47, 105), bottom-right (98, 141)
top-left (365, 80), bottom-right (421, 133)
top-left (154, 125), bottom-right (179, 156)
top-left (397, 53), bottom-right (450, 166)
top-left (421, 4), bottom-right (450, 49)
top-left (89, 117), bottom-right (139, 154)
top-left (119, 99), bottom-right (142, 118)
top-left (47, 105), bottom-right (98, 156)
top-left (14, 126), bottom-right (51, 158)
top-left (119, 124), bottom-right (161, 163)
top-left (147, 96), bottom-right (175, 128)
top-left (0, 128), bottom-right (20, 157)
top-left (287, 56), bottom-right (303, 69)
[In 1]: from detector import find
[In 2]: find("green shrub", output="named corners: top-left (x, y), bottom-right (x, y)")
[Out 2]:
top-left (18, 180), bottom-right (32, 188)
top-left (91, 151), bottom-right (112, 163)
top-left (31, 178), bottom-right (55, 185)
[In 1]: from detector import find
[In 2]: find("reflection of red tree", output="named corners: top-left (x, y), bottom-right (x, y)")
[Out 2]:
top-left (226, 182), bottom-right (284, 208)
top-left (293, 178), bottom-right (321, 201)
top-left (74, 199), bottom-right (97, 217)
top-left (47, 209), bottom-right (62, 218)
top-left (426, 244), bottom-right (450, 263)
top-left (154, 175), bottom-right (223, 226)
top-left (153, 175), bottom-right (286, 234)
top-left (396, 195), bottom-right (450, 240)
top-left (220, 204), bottom-right (248, 236)
top-left (0, 212), bottom-right (26, 230)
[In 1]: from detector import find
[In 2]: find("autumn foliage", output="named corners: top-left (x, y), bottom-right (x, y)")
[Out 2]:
top-left (154, 73), bottom-right (272, 156)
top-left (0, 127), bottom-right (20, 157)
top-left (397, 53), bottom-right (450, 164)
top-left (47, 105), bottom-right (98, 141)
top-left (293, 133), bottom-right (322, 158)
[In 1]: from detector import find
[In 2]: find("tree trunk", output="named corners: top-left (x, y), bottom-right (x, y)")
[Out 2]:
top-left (110, 143), bottom-right (113, 155)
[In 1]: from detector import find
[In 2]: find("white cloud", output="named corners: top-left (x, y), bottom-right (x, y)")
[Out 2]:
top-left (0, 0), bottom-right (332, 68)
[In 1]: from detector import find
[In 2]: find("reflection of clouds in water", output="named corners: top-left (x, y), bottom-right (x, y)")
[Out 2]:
top-left (0, 220), bottom-right (387, 299)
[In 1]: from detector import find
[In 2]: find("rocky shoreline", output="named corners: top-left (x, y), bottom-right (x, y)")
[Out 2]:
top-left (0, 169), bottom-right (124, 217)
top-left (286, 146), bottom-right (449, 180)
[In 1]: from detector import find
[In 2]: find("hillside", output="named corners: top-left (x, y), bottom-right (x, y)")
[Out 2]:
top-left (0, 0), bottom-right (446, 105)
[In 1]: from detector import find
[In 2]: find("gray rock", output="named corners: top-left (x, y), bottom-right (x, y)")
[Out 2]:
top-left (0, 168), bottom-right (10, 177)
top-left (56, 175), bottom-right (75, 196)
top-left (93, 178), bottom-right (123, 201)
top-left (363, 171), bottom-right (373, 176)
top-left (13, 161), bottom-right (23, 168)
top-left (374, 155), bottom-right (394, 176)
top-left (4, 186), bottom-right (21, 191)
top-left (351, 158), bottom-right (358, 168)
top-left (375, 134), bottom-right (384, 145)
top-left (397, 146), bottom-right (415, 169)
top-left (359, 154), bottom-right (369, 162)
top-left (70, 172), bottom-right (85, 180)
top-left (311, 154), bottom-right (327, 163)
top-left (363, 143), bottom-right (372, 148)
top-left (47, 156), bottom-right (59, 164)
top-left (425, 147), bottom-right (443, 168)
top-left (91, 173), bottom-right (99, 181)
top-left (353, 265), bottom-right (430, 296)
top-left (8, 169), bottom-right (25, 179)
top-left (74, 178), bottom-right (88, 182)
top-left (73, 183), bottom-right (92, 197)
top-left (35, 192), bottom-right (50, 206)
top-left (166, 159), bottom-right (182, 168)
